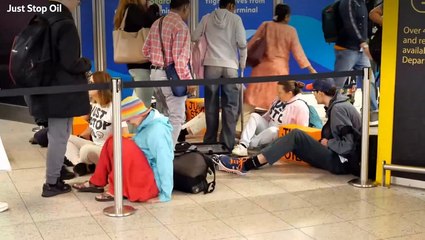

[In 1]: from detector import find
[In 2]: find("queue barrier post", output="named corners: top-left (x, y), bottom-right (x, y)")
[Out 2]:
top-left (348, 68), bottom-right (377, 188)
top-left (103, 78), bottom-right (136, 217)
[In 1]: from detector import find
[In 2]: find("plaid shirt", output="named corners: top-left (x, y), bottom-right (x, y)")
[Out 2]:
top-left (143, 12), bottom-right (192, 80)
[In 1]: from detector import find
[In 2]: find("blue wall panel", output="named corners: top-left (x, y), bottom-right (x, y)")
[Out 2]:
top-left (80, 1), bottom-right (335, 98)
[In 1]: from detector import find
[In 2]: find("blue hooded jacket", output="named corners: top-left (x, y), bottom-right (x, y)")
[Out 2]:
top-left (132, 109), bottom-right (174, 202)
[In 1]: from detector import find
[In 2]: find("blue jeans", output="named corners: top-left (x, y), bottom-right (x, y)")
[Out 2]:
top-left (334, 49), bottom-right (378, 111)
top-left (203, 66), bottom-right (239, 150)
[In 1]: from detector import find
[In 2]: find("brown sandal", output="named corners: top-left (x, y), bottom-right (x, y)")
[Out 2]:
top-left (72, 181), bottom-right (104, 193)
top-left (95, 192), bottom-right (114, 202)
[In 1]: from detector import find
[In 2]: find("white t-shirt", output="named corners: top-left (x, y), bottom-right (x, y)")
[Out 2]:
top-left (89, 103), bottom-right (126, 146)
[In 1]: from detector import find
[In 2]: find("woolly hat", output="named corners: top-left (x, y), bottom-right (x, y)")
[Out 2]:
top-left (121, 96), bottom-right (150, 121)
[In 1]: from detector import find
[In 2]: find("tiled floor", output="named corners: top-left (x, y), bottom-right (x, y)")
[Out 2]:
top-left (2, 119), bottom-right (425, 240)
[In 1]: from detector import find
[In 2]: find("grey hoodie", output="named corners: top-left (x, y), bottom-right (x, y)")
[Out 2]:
top-left (192, 9), bottom-right (247, 69)
top-left (324, 94), bottom-right (362, 156)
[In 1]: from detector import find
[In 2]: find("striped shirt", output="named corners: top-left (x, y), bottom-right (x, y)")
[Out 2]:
top-left (143, 11), bottom-right (192, 80)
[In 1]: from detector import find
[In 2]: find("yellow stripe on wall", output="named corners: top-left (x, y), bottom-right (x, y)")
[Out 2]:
top-left (376, 0), bottom-right (399, 184)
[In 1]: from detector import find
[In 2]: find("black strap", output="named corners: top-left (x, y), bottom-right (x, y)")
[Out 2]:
top-left (202, 153), bottom-right (216, 194)
top-left (158, 16), bottom-right (166, 68)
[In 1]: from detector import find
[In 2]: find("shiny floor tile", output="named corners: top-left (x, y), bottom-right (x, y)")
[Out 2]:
top-left (294, 186), bottom-right (361, 206)
top-left (274, 206), bottom-right (343, 228)
top-left (221, 213), bottom-right (293, 236)
top-left (246, 229), bottom-right (313, 240)
top-left (148, 204), bottom-right (216, 225)
top-left (109, 226), bottom-right (177, 240)
top-left (366, 194), bottom-right (425, 213)
top-left (350, 214), bottom-right (425, 239)
top-left (249, 192), bottom-right (312, 212)
top-left (167, 219), bottom-right (240, 240)
top-left (0, 223), bottom-right (43, 240)
top-left (201, 198), bottom-right (266, 219)
top-left (28, 200), bottom-right (91, 222)
top-left (400, 210), bottom-right (425, 228)
top-left (223, 178), bottom-right (287, 198)
top-left (321, 200), bottom-right (390, 221)
top-left (36, 216), bottom-right (106, 240)
top-left (300, 222), bottom-right (379, 240)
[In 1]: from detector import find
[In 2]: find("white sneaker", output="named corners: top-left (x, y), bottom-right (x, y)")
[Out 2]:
top-left (232, 144), bottom-right (248, 157)
top-left (0, 202), bottom-right (8, 213)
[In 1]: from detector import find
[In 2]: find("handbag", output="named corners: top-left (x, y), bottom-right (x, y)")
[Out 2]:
top-left (247, 23), bottom-right (268, 67)
top-left (159, 16), bottom-right (187, 97)
top-left (191, 15), bottom-right (209, 79)
top-left (113, 8), bottom-right (149, 64)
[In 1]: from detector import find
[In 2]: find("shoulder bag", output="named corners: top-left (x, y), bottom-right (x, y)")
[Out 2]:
top-left (113, 8), bottom-right (149, 64)
top-left (158, 16), bottom-right (187, 97)
top-left (247, 23), bottom-right (268, 67)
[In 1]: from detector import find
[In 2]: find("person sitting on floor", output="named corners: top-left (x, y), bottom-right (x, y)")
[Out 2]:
top-left (216, 78), bottom-right (362, 176)
top-left (65, 71), bottom-right (128, 176)
top-left (232, 81), bottom-right (309, 156)
top-left (73, 96), bottom-right (174, 202)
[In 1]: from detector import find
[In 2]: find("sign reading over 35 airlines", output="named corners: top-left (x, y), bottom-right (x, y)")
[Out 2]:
top-left (392, 0), bottom-right (425, 180)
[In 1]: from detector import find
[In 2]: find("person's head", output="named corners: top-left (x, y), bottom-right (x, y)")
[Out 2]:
top-left (277, 80), bottom-right (305, 102)
top-left (114, 0), bottom-right (148, 29)
top-left (51, 0), bottom-right (81, 11)
top-left (121, 96), bottom-right (152, 128)
top-left (170, 0), bottom-right (190, 22)
top-left (88, 71), bottom-right (113, 107)
top-left (147, 3), bottom-right (161, 20)
top-left (273, 4), bottom-right (291, 23)
top-left (306, 78), bottom-right (337, 105)
top-left (219, 0), bottom-right (236, 13)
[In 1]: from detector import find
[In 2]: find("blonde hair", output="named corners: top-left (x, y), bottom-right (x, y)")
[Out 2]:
top-left (114, 0), bottom-right (147, 30)
top-left (91, 71), bottom-right (113, 107)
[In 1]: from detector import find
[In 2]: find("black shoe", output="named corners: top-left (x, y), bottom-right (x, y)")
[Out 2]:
top-left (41, 179), bottom-right (72, 197)
top-left (178, 129), bottom-right (188, 142)
top-left (60, 165), bottom-right (76, 180)
top-left (73, 163), bottom-right (95, 176)
top-left (88, 164), bottom-right (96, 174)
top-left (63, 157), bottom-right (74, 167)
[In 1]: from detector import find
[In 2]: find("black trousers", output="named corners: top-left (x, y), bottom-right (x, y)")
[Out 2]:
top-left (261, 129), bottom-right (349, 174)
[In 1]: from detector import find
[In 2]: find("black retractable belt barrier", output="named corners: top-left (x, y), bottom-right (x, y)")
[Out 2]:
top-left (0, 71), bottom-right (363, 98)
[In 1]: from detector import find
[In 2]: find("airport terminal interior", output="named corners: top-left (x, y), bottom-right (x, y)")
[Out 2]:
top-left (1, 0), bottom-right (425, 239)
top-left (2, 93), bottom-right (425, 240)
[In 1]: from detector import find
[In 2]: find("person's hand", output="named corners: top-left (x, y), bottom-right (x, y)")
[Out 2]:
top-left (320, 138), bottom-right (329, 147)
top-left (187, 86), bottom-right (197, 96)
top-left (360, 42), bottom-right (373, 60)
top-left (307, 66), bottom-right (317, 74)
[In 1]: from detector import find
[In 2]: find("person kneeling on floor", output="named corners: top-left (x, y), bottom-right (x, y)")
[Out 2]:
top-left (216, 78), bottom-right (362, 176)
top-left (73, 96), bottom-right (174, 202)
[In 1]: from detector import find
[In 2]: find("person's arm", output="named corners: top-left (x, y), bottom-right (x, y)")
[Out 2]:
top-left (191, 15), bottom-right (206, 42)
top-left (142, 22), bottom-right (154, 59)
top-left (327, 107), bottom-right (356, 155)
top-left (172, 27), bottom-right (192, 80)
top-left (369, 4), bottom-right (383, 26)
top-left (235, 16), bottom-right (247, 69)
top-left (57, 22), bottom-right (91, 74)
top-left (78, 126), bottom-right (92, 140)
top-left (290, 29), bottom-right (315, 73)
top-left (146, 126), bottom-right (174, 202)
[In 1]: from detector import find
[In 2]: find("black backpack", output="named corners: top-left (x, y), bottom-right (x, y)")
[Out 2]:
top-left (9, 14), bottom-right (65, 88)
top-left (322, 0), bottom-right (342, 43)
top-left (173, 150), bottom-right (216, 194)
